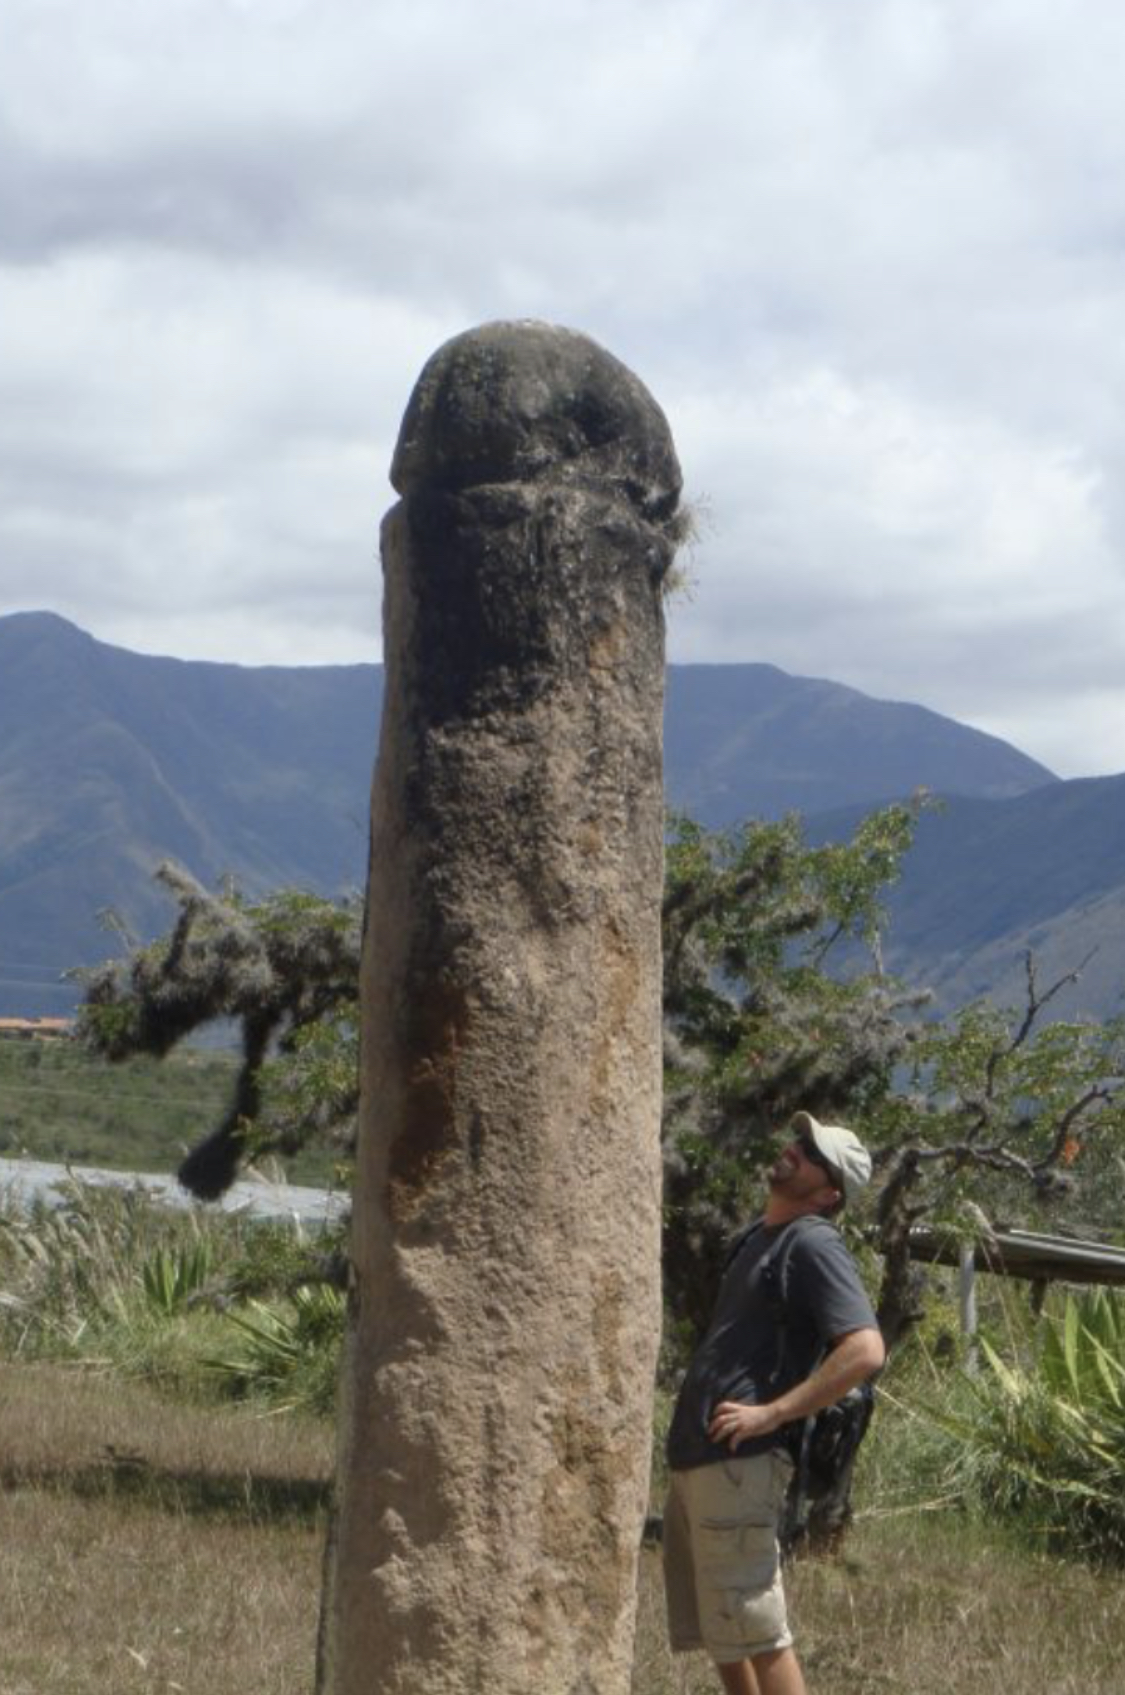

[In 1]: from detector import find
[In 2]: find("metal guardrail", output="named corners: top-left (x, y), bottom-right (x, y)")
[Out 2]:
top-left (909, 1224), bottom-right (1125, 1286)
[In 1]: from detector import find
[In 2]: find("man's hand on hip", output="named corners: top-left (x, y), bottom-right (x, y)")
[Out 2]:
top-left (708, 1399), bottom-right (783, 1452)
top-left (708, 1329), bottom-right (885, 1453)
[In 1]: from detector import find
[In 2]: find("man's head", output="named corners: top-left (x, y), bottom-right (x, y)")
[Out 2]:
top-left (766, 1110), bottom-right (873, 1219)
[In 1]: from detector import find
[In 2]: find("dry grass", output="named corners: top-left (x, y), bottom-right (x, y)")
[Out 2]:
top-left (4, 1366), bottom-right (1125, 1694)
top-left (793, 1513), bottom-right (1125, 1694)
top-left (0, 1365), bottom-right (332, 1695)
top-left (630, 1515), bottom-right (1125, 1695)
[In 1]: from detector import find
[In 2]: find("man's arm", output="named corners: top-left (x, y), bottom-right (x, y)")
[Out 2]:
top-left (708, 1327), bottom-right (885, 1452)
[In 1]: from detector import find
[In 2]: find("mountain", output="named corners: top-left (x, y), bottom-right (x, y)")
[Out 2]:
top-left (665, 664), bottom-right (1054, 823)
top-left (0, 613), bottom-right (382, 1015)
top-left (0, 610), bottom-right (1073, 1018)
top-left (878, 778), bottom-right (1125, 1019)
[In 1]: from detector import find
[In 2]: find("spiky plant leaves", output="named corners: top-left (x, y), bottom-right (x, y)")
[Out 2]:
top-left (205, 1285), bottom-right (345, 1414)
top-left (140, 1241), bottom-right (213, 1318)
top-left (914, 1290), bottom-right (1125, 1559)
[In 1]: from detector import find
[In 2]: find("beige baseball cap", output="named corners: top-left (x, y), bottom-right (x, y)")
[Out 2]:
top-left (791, 1110), bottom-right (873, 1203)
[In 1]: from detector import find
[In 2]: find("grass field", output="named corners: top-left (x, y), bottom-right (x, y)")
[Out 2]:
top-left (0, 1365), bottom-right (333, 1695)
top-left (3, 1363), bottom-right (1124, 1695)
top-left (0, 1038), bottom-right (337, 1187)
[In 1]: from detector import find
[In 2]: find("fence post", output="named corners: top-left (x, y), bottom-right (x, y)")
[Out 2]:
top-left (959, 1242), bottom-right (978, 1372)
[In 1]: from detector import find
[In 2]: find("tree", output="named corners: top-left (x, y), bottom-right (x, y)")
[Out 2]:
top-left (867, 956), bottom-right (1125, 1347)
top-left (660, 802), bottom-right (927, 1342)
top-left (77, 814), bottom-right (1125, 1351)
top-left (77, 862), bottom-right (361, 1199)
top-left (78, 809), bottom-right (921, 1219)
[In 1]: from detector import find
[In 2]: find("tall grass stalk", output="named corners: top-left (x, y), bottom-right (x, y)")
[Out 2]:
top-left (0, 1178), bottom-right (344, 1409)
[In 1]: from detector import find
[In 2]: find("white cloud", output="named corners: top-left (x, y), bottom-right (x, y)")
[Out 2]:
top-left (665, 365), bottom-right (1122, 773)
top-left (2, 0), bottom-right (1125, 775)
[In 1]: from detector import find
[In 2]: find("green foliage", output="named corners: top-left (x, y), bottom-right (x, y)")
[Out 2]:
top-left (1041, 1288), bottom-right (1125, 1410)
top-left (139, 1240), bottom-right (213, 1318)
top-left (223, 1211), bottom-right (346, 1300)
top-left (913, 1289), bottom-right (1125, 1560)
top-left (76, 864), bottom-right (362, 1198)
top-left (0, 1177), bottom-right (201, 1353)
top-left (0, 1177), bottom-right (344, 1408)
top-left (890, 1000), bottom-right (1125, 1203)
top-left (78, 875), bottom-right (360, 1064)
top-left (75, 808), bottom-right (925, 1231)
top-left (254, 1016), bottom-right (358, 1165)
top-left (809, 800), bottom-right (921, 959)
top-left (869, 972), bottom-right (1125, 1344)
top-left (661, 802), bottom-right (925, 1341)
top-left (206, 1284), bottom-right (345, 1414)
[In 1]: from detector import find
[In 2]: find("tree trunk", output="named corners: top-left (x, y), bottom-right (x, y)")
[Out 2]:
top-left (317, 322), bottom-right (682, 1694)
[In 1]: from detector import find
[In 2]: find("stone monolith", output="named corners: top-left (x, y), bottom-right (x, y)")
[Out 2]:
top-left (318, 321), bottom-right (681, 1694)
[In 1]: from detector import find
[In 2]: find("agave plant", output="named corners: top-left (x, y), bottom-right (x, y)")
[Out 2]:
top-left (139, 1239), bottom-right (214, 1318)
top-left (1039, 1288), bottom-right (1125, 1419)
top-left (925, 1288), bottom-right (1125, 1559)
top-left (206, 1282), bottom-right (345, 1414)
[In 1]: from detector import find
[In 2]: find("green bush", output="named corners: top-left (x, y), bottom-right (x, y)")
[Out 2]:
top-left (0, 1179), bottom-right (344, 1408)
top-left (223, 1210), bottom-right (347, 1300)
top-left (206, 1284), bottom-right (345, 1414)
top-left (916, 1289), bottom-right (1125, 1561)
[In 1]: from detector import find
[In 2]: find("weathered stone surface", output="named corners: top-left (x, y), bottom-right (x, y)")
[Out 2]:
top-left (391, 318), bottom-right (681, 519)
top-left (318, 322), bottom-right (679, 1694)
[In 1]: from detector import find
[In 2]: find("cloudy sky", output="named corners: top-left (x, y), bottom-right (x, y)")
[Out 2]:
top-left (3, 0), bottom-right (1124, 777)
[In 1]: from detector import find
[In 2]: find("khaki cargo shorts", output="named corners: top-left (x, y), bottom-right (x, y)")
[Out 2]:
top-left (663, 1450), bottom-right (794, 1663)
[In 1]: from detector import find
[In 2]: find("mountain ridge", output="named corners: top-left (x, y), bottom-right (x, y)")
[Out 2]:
top-left (4, 610), bottom-right (1118, 1022)
top-left (809, 775), bottom-right (1125, 1019)
top-left (664, 660), bottom-right (1055, 821)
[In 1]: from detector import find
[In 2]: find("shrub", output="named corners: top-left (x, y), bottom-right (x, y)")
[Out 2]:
top-left (919, 1289), bottom-right (1125, 1561)
top-left (206, 1284), bottom-right (345, 1414)
top-left (0, 1179), bottom-right (343, 1407)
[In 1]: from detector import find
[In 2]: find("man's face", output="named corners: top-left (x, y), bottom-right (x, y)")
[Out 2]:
top-left (767, 1132), bottom-right (841, 1211)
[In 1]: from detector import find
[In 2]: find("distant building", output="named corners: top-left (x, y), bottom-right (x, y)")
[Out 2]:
top-left (0, 1017), bottom-right (74, 1041)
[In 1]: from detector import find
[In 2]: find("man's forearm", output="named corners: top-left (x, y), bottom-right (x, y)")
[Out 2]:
top-left (708, 1326), bottom-right (885, 1451)
top-left (768, 1328), bottom-right (884, 1429)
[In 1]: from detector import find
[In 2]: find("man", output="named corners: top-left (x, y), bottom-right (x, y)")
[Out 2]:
top-left (663, 1110), bottom-right (885, 1695)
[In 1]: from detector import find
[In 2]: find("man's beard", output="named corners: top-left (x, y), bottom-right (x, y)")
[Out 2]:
top-left (767, 1147), bottom-right (801, 1189)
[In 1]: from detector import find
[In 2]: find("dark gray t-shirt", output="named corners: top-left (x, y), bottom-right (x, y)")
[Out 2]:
top-left (665, 1214), bottom-right (878, 1472)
